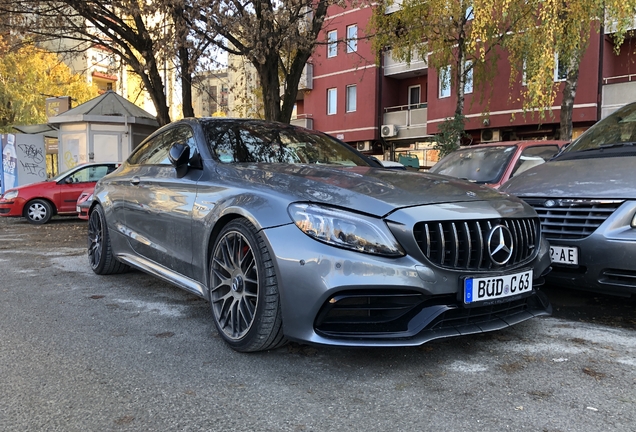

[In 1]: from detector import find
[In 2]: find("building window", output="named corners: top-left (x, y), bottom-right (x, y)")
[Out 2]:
top-left (554, 53), bottom-right (567, 82)
top-left (327, 30), bottom-right (337, 58)
top-left (346, 85), bottom-right (357, 112)
top-left (408, 85), bottom-right (420, 108)
top-left (327, 88), bottom-right (337, 115)
top-left (439, 65), bottom-right (451, 99)
top-left (465, 5), bottom-right (474, 20)
top-left (346, 25), bottom-right (358, 53)
top-left (464, 61), bottom-right (473, 94)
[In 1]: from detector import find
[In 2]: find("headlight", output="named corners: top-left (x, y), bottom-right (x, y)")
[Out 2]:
top-left (78, 193), bottom-right (93, 205)
top-left (1, 190), bottom-right (18, 200)
top-left (288, 203), bottom-right (405, 257)
top-left (631, 212), bottom-right (636, 228)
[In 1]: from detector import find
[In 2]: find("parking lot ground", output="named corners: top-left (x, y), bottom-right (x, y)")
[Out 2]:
top-left (1, 216), bottom-right (635, 431)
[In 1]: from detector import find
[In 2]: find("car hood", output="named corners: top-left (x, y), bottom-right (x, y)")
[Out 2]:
top-left (220, 163), bottom-right (506, 217)
top-left (1, 179), bottom-right (50, 195)
top-left (501, 156), bottom-right (636, 199)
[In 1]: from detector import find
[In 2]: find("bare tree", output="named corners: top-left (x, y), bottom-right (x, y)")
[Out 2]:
top-left (0, 0), bottom-right (207, 126)
top-left (187, 0), bottom-right (334, 123)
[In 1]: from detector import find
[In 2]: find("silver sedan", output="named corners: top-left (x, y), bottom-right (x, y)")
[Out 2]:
top-left (88, 118), bottom-right (552, 352)
top-left (502, 102), bottom-right (636, 297)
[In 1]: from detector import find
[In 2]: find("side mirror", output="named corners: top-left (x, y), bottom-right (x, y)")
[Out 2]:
top-left (64, 177), bottom-right (75, 184)
top-left (169, 143), bottom-right (190, 178)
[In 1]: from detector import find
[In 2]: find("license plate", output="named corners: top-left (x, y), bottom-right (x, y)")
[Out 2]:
top-left (550, 245), bottom-right (578, 265)
top-left (76, 206), bottom-right (81, 213)
top-left (464, 270), bottom-right (533, 304)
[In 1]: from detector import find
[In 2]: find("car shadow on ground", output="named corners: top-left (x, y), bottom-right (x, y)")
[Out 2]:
top-left (545, 283), bottom-right (636, 330)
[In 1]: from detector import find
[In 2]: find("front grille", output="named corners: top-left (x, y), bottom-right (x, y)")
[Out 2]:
top-left (414, 218), bottom-right (540, 271)
top-left (523, 198), bottom-right (624, 240)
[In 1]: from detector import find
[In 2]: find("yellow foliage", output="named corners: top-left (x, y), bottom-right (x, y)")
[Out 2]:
top-left (0, 39), bottom-right (99, 132)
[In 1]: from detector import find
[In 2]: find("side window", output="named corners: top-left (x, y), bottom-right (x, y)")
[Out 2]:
top-left (86, 165), bottom-right (109, 181)
top-left (163, 126), bottom-right (197, 160)
top-left (128, 134), bottom-right (164, 165)
top-left (128, 125), bottom-right (196, 166)
top-left (511, 145), bottom-right (560, 177)
top-left (66, 167), bottom-right (89, 183)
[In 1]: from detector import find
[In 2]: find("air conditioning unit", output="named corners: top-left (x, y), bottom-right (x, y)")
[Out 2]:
top-left (480, 129), bottom-right (501, 143)
top-left (381, 124), bottom-right (399, 138)
top-left (356, 141), bottom-right (372, 152)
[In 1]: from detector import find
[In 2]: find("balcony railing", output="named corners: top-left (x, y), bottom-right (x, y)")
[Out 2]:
top-left (383, 104), bottom-right (428, 139)
top-left (384, 50), bottom-right (427, 78)
top-left (601, 77), bottom-right (636, 118)
top-left (291, 114), bottom-right (313, 130)
top-left (385, 0), bottom-right (404, 14)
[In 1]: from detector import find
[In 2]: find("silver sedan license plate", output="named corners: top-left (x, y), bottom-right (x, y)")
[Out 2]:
top-left (464, 270), bottom-right (533, 304)
top-left (550, 245), bottom-right (578, 265)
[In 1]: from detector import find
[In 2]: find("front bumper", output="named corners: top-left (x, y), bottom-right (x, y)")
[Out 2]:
top-left (544, 200), bottom-right (636, 297)
top-left (261, 222), bottom-right (552, 347)
top-left (0, 198), bottom-right (25, 217)
top-left (547, 234), bottom-right (636, 297)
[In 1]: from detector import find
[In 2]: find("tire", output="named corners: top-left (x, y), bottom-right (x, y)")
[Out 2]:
top-left (25, 199), bottom-right (53, 224)
top-left (209, 219), bottom-right (287, 352)
top-left (88, 205), bottom-right (129, 275)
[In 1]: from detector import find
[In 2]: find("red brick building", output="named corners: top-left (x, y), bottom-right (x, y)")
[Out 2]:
top-left (292, 5), bottom-right (636, 168)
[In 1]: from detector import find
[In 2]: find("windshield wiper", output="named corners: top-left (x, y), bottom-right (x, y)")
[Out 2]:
top-left (576, 142), bottom-right (636, 152)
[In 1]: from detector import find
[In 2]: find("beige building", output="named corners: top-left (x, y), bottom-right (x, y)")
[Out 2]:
top-left (226, 53), bottom-right (263, 118)
top-left (193, 69), bottom-right (230, 117)
top-left (41, 24), bottom-right (179, 122)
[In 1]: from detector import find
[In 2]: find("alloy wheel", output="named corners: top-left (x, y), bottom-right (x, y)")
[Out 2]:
top-left (210, 231), bottom-right (259, 341)
top-left (88, 210), bottom-right (103, 269)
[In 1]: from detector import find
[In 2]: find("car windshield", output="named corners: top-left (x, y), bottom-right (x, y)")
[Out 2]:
top-left (430, 145), bottom-right (517, 184)
top-left (201, 120), bottom-right (371, 167)
top-left (563, 102), bottom-right (636, 153)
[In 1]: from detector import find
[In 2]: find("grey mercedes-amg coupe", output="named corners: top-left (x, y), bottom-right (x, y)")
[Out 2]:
top-left (88, 118), bottom-right (552, 352)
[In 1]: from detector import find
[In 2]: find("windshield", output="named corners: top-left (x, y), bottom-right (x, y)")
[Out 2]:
top-left (564, 102), bottom-right (636, 153)
top-left (201, 120), bottom-right (371, 167)
top-left (430, 145), bottom-right (517, 184)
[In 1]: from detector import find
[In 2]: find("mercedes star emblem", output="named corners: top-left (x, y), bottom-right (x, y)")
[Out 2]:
top-left (487, 225), bottom-right (514, 265)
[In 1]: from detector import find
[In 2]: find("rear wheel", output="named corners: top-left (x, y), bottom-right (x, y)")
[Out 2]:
top-left (209, 219), bottom-right (287, 352)
top-left (25, 199), bottom-right (53, 224)
top-left (88, 205), bottom-right (129, 275)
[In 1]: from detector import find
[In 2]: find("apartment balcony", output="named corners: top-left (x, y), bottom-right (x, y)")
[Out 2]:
top-left (291, 114), bottom-right (313, 130)
top-left (601, 75), bottom-right (636, 118)
top-left (383, 50), bottom-right (427, 78)
top-left (284, 64), bottom-right (313, 100)
top-left (382, 104), bottom-right (428, 139)
top-left (605, 16), bottom-right (636, 34)
top-left (385, 0), bottom-right (404, 14)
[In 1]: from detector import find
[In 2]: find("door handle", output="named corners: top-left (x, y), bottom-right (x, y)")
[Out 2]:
top-left (130, 176), bottom-right (140, 185)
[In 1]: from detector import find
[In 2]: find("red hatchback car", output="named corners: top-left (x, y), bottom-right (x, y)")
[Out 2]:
top-left (0, 163), bottom-right (119, 224)
top-left (430, 140), bottom-right (569, 189)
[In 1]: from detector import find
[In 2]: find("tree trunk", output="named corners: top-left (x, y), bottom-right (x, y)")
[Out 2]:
top-left (144, 61), bottom-right (171, 126)
top-left (280, 50), bottom-right (312, 124)
top-left (559, 55), bottom-right (581, 141)
top-left (179, 45), bottom-right (194, 118)
top-left (254, 56), bottom-right (282, 122)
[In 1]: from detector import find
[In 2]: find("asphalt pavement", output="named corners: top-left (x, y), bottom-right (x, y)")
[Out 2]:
top-left (1, 216), bottom-right (635, 431)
